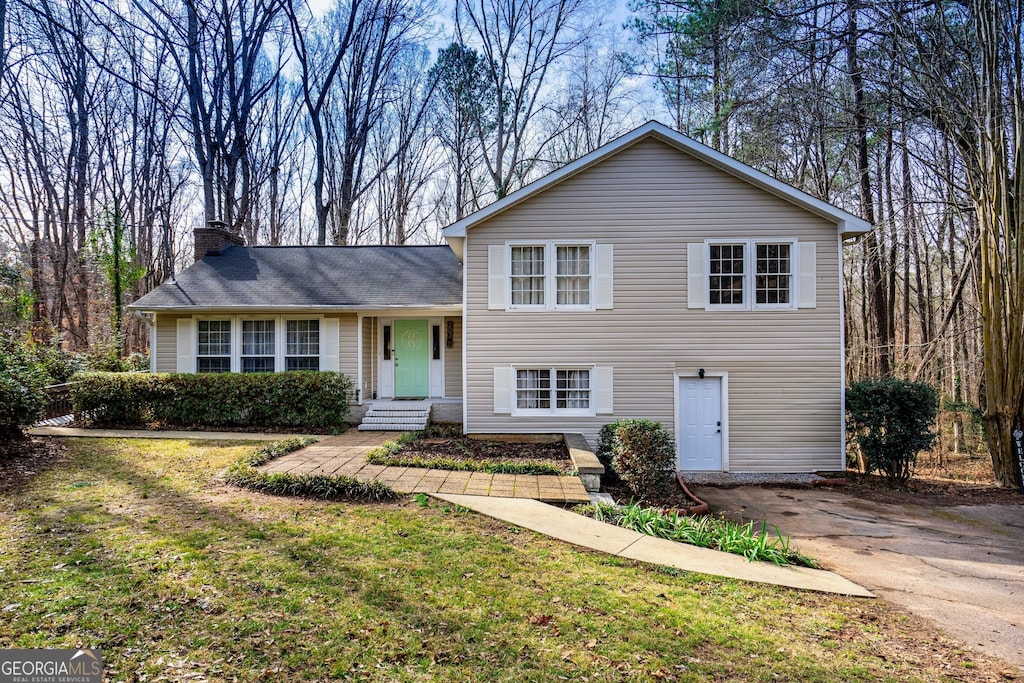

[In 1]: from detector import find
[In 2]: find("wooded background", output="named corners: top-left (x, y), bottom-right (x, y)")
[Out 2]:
top-left (0, 0), bottom-right (1020, 485)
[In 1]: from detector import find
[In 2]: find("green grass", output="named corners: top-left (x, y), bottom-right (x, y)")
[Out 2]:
top-left (365, 432), bottom-right (567, 475)
top-left (577, 502), bottom-right (817, 567)
top-left (0, 438), bottom-right (1001, 681)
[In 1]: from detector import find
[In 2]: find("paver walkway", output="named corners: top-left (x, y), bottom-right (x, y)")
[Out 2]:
top-left (261, 431), bottom-right (592, 504)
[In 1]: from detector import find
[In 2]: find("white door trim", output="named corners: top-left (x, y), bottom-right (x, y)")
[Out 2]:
top-left (378, 316), bottom-right (445, 399)
top-left (674, 370), bottom-right (729, 472)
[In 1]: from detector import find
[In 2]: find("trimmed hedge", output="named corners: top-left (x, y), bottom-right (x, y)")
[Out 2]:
top-left (72, 371), bottom-right (353, 430)
top-left (224, 438), bottom-right (398, 501)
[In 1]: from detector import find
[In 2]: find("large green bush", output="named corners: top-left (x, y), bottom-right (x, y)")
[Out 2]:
top-left (73, 371), bottom-right (353, 430)
top-left (0, 339), bottom-right (49, 436)
top-left (603, 418), bottom-right (676, 500)
top-left (846, 378), bottom-right (939, 484)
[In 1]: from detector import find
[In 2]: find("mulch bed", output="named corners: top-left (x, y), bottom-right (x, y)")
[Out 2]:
top-left (600, 474), bottom-right (709, 513)
top-left (0, 436), bottom-right (66, 493)
top-left (395, 436), bottom-right (574, 474)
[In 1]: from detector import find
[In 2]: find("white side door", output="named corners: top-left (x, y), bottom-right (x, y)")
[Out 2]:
top-left (678, 377), bottom-right (723, 471)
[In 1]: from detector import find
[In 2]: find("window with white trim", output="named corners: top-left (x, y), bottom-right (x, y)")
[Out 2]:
top-left (507, 241), bottom-right (595, 311)
top-left (704, 240), bottom-right (798, 310)
top-left (196, 320), bottom-right (231, 373)
top-left (514, 367), bottom-right (592, 415)
top-left (286, 319), bottom-right (320, 371)
top-left (510, 245), bottom-right (546, 306)
top-left (755, 243), bottom-right (792, 305)
top-left (555, 245), bottom-right (591, 306)
top-left (241, 319), bottom-right (275, 373)
top-left (708, 243), bottom-right (746, 306)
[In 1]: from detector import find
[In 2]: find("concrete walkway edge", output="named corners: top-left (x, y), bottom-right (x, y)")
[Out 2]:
top-left (433, 493), bottom-right (875, 597)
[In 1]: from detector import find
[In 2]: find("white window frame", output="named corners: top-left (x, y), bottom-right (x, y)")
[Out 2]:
top-left (195, 317), bottom-right (233, 373)
top-left (284, 317), bottom-right (321, 372)
top-left (192, 314), bottom-right (325, 373)
top-left (511, 365), bottom-right (596, 417)
top-left (704, 238), bottom-right (798, 311)
top-left (505, 240), bottom-right (596, 312)
top-left (240, 317), bottom-right (277, 373)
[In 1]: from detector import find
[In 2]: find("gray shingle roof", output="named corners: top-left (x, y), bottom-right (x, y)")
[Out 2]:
top-left (130, 245), bottom-right (462, 310)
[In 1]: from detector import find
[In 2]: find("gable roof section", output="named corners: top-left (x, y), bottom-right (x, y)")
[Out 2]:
top-left (129, 245), bottom-right (462, 311)
top-left (442, 120), bottom-right (872, 240)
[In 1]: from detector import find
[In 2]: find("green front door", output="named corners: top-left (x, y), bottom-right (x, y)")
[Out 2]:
top-left (394, 319), bottom-right (430, 397)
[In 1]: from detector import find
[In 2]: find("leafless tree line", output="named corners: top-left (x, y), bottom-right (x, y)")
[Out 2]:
top-left (0, 0), bottom-right (1020, 483)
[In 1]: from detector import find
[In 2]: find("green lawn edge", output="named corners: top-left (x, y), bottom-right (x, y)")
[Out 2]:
top-left (224, 437), bottom-right (399, 501)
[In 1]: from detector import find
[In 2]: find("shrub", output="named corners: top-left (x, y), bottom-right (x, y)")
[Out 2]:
top-left (0, 338), bottom-right (50, 436)
top-left (846, 378), bottom-right (939, 484)
top-left (0, 372), bottom-right (45, 437)
top-left (604, 418), bottom-right (675, 500)
top-left (72, 371), bottom-right (353, 430)
top-left (595, 422), bottom-right (621, 484)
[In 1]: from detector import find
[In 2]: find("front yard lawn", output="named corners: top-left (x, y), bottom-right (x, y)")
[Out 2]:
top-left (0, 438), bottom-right (1013, 681)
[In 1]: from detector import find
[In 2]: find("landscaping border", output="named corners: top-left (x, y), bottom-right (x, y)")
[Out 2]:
top-left (224, 437), bottom-right (398, 501)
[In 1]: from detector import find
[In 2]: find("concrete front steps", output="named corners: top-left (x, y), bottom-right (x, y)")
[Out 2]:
top-left (357, 401), bottom-right (430, 431)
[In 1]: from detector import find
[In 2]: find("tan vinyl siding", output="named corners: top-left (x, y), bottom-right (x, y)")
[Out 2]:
top-left (464, 137), bottom-right (844, 472)
top-left (444, 316), bottom-right (463, 398)
top-left (328, 313), bottom-right (359, 404)
top-left (362, 316), bottom-right (377, 400)
top-left (154, 313), bottom-right (185, 372)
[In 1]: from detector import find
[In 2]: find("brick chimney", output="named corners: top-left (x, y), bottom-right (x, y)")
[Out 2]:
top-left (194, 220), bottom-right (244, 262)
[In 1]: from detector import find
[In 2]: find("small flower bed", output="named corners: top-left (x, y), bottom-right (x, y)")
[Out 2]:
top-left (366, 433), bottom-right (572, 476)
top-left (225, 437), bottom-right (398, 501)
top-left (575, 502), bottom-right (816, 568)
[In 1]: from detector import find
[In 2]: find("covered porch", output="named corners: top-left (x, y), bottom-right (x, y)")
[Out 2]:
top-left (354, 310), bottom-right (462, 405)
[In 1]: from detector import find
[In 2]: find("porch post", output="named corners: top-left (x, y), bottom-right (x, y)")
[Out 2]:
top-left (356, 313), bottom-right (363, 406)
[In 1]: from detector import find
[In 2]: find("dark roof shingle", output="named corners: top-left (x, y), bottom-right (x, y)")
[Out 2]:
top-left (130, 245), bottom-right (462, 310)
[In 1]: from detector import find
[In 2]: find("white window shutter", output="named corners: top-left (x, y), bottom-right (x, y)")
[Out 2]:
top-left (687, 243), bottom-right (706, 309)
top-left (176, 318), bottom-right (195, 373)
top-left (488, 244), bottom-right (507, 310)
top-left (322, 317), bottom-right (340, 372)
top-left (493, 366), bottom-right (511, 414)
top-left (798, 242), bottom-right (816, 309)
top-left (595, 244), bottom-right (614, 309)
top-left (595, 366), bottom-right (613, 414)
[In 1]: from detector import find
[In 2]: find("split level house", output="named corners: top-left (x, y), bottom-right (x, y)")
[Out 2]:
top-left (129, 121), bottom-right (872, 473)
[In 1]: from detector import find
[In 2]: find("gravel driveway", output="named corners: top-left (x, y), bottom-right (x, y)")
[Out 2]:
top-left (694, 485), bottom-right (1024, 670)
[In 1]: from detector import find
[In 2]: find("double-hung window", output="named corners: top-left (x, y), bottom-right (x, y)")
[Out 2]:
top-left (196, 320), bottom-right (231, 372)
top-left (704, 240), bottom-right (797, 310)
top-left (755, 243), bottom-right (793, 306)
top-left (286, 319), bottom-right (320, 371)
top-left (514, 367), bottom-right (592, 415)
top-left (508, 242), bottom-right (594, 311)
top-left (510, 246), bottom-right (546, 306)
top-left (555, 245), bottom-right (591, 306)
top-left (241, 319), bottom-right (275, 372)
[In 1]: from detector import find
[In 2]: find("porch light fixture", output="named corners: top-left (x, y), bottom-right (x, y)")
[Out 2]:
top-left (446, 320), bottom-right (454, 348)
top-left (699, 368), bottom-right (705, 379)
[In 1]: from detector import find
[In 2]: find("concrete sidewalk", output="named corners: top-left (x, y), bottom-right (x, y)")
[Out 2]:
top-left (433, 493), bottom-right (874, 597)
top-left (30, 426), bottom-right (311, 441)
